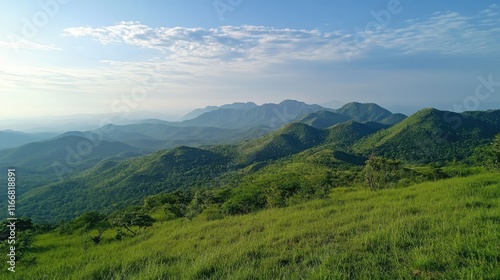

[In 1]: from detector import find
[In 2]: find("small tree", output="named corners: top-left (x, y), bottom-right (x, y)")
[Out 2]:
top-left (111, 209), bottom-right (155, 236)
top-left (69, 212), bottom-right (110, 245)
top-left (72, 212), bottom-right (108, 232)
top-left (364, 154), bottom-right (402, 190)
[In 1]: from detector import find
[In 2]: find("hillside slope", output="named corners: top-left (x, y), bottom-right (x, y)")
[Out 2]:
top-left (11, 173), bottom-right (500, 279)
top-left (17, 146), bottom-right (231, 222)
top-left (239, 122), bottom-right (329, 163)
top-left (0, 136), bottom-right (141, 174)
top-left (354, 108), bottom-right (500, 162)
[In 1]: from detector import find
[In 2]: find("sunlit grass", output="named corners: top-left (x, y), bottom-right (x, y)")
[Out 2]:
top-left (7, 173), bottom-right (500, 279)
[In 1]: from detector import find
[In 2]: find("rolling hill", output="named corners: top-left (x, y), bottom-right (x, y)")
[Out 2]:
top-left (0, 136), bottom-right (142, 174)
top-left (12, 119), bottom-right (389, 222)
top-left (238, 123), bottom-right (329, 163)
top-left (325, 121), bottom-right (386, 148)
top-left (298, 110), bottom-right (352, 129)
top-left (335, 102), bottom-right (407, 125)
top-left (0, 136), bottom-right (144, 213)
top-left (8, 102), bottom-right (500, 223)
top-left (16, 146), bottom-right (232, 222)
top-left (0, 130), bottom-right (57, 150)
top-left (354, 108), bottom-right (500, 162)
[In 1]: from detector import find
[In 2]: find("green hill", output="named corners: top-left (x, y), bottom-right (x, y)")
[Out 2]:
top-left (354, 108), bottom-right (500, 163)
top-left (9, 120), bottom-right (386, 222)
top-left (326, 121), bottom-right (384, 148)
top-left (239, 122), bottom-right (329, 163)
top-left (17, 146), bottom-right (231, 222)
top-left (0, 136), bottom-right (140, 173)
top-left (298, 110), bottom-right (352, 128)
top-left (335, 102), bottom-right (405, 123)
top-left (9, 173), bottom-right (500, 279)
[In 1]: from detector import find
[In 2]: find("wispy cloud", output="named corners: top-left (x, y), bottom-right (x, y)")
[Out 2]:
top-left (63, 23), bottom-right (345, 62)
top-left (367, 6), bottom-right (500, 56)
top-left (63, 5), bottom-right (500, 64)
top-left (0, 39), bottom-right (61, 51)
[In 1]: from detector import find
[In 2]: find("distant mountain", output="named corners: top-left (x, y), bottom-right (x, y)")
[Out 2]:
top-left (0, 135), bottom-right (144, 210)
top-left (0, 136), bottom-right (142, 174)
top-left (298, 110), bottom-right (352, 129)
top-left (298, 104), bottom-right (406, 129)
top-left (57, 123), bottom-right (271, 151)
top-left (354, 108), bottom-right (500, 162)
top-left (0, 111), bottom-right (175, 133)
top-left (0, 130), bottom-right (57, 150)
top-left (182, 100), bottom-right (324, 129)
top-left (180, 102), bottom-right (258, 121)
top-left (335, 102), bottom-right (406, 124)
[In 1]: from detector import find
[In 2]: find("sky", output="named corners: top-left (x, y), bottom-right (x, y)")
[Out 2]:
top-left (0, 0), bottom-right (499, 120)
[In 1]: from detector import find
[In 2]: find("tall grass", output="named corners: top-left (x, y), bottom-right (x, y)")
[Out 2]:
top-left (6, 173), bottom-right (500, 279)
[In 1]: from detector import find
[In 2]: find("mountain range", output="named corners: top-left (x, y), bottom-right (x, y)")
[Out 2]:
top-left (0, 100), bottom-right (405, 152)
top-left (0, 130), bottom-right (57, 150)
top-left (4, 100), bottom-right (500, 222)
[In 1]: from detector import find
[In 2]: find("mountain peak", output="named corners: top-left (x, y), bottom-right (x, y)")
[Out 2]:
top-left (334, 102), bottom-right (399, 123)
top-left (181, 102), bottom-right (258, 121)
top-left (279, 99), bottom-right (303, 105)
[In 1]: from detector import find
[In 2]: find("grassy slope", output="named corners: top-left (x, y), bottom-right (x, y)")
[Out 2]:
top-left (10, 173), bottom-right (500, 279)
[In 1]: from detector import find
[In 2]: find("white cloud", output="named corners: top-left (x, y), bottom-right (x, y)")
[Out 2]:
top-left (62, 6), bottom-right (500, 64)
top-left (63, 22), bottom-right (346, 62)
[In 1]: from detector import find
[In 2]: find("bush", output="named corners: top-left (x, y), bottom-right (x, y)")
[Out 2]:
top-left (364, 155), bottom-right (402, 190)
top-left (221, 188), bottom-right (265, 215)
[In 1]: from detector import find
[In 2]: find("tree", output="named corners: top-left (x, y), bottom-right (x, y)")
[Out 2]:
top-left (471, 134), bottom-right (500, 169)
top-left (69, 212), bottom-right (110, 245)
top-left (364, 154), bottom-right (402, 190)
top-left (111, 209), bottom-right (155, 236)
top-left (72, 212), bottom-right (108, 232)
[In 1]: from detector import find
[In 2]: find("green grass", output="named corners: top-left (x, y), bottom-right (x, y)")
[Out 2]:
top-left (7, 173), bottom-right (500, 279)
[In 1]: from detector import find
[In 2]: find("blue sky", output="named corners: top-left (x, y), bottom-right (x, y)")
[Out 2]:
top-left (0, 0), bottom-right (499, 120)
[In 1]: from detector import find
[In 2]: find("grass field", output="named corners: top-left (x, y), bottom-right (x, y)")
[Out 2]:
top-left (6, 173), bottom-right (500, 279)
